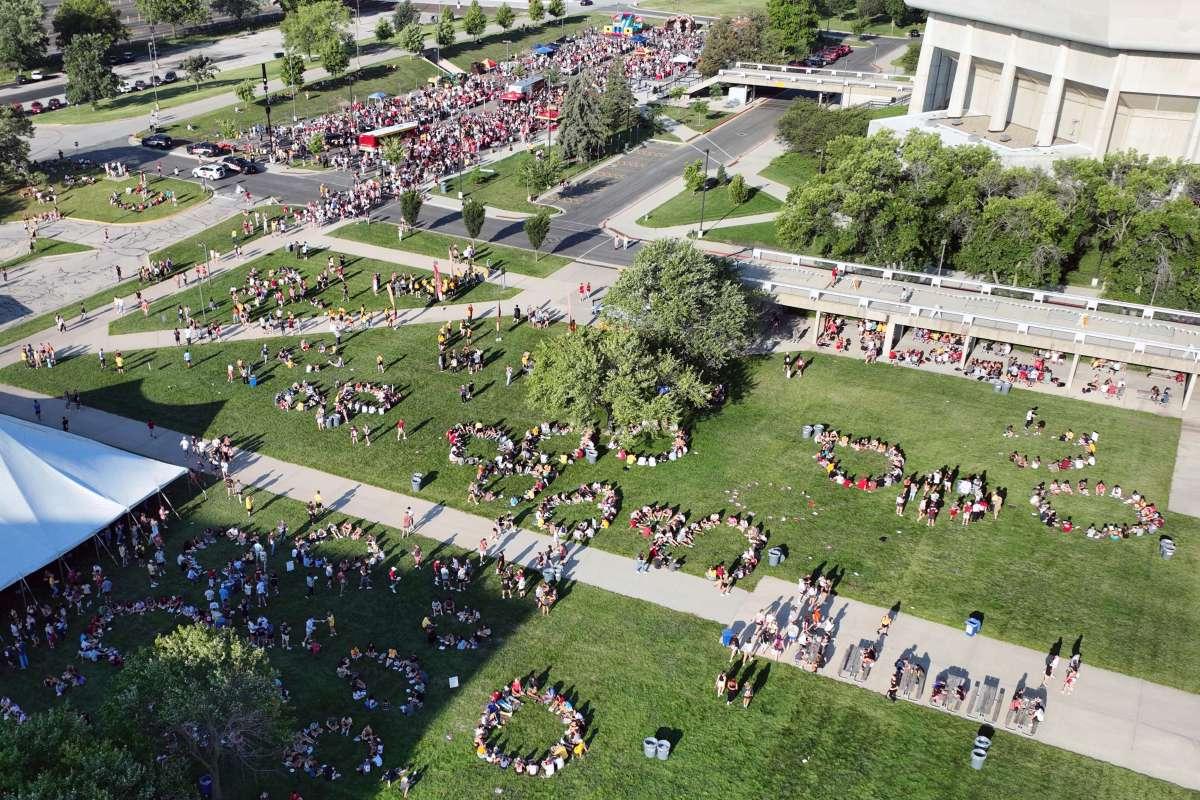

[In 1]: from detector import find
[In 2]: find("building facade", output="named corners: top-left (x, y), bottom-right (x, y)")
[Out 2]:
top-left (895, 0), bottom-right (1200, 162)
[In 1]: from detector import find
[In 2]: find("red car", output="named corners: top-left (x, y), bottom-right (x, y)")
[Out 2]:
top-left (28, 101), bottom-right (43, 114)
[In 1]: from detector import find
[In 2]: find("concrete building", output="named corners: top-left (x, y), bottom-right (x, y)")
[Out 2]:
top-left (871, 0), bottom-right (1200, 166)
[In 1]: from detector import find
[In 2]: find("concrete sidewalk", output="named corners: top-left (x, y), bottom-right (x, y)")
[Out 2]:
top-left (732, 577), bottom-right (1200, 792)
top-left (0, 385), bottom-right (1197, 791)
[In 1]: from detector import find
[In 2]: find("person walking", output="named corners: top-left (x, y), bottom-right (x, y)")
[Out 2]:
top-left (401, 506), bottom-right (415, 537)
top-left (147, 419), bottom-right (156, 438)
top-left (32, 399), bottom-right (40, 421)
top-left (395, 418), bottom-right (407, 441)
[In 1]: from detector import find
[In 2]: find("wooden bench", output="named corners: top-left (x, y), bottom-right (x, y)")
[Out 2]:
top-left (839, 643), bottom-right (861, 679)
top-left (899, 664), bottom-right (926, 701)
top-left (947, 675), bottom-right (968, 712)
top-left (971, 679), bottom-right (999, 719)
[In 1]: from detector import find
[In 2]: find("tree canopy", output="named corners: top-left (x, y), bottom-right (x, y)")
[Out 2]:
top-left (0, 707), bottom-right (186, 800)
top-left (103, 625), bottom-right (289, 800)
top-left (280, 0), bottom-right (349, 58)
top-left (557, 75), bottom-right (607, 162)
top-left (776, 99), bottom-right (871, 154)
top-left (0, 104), bottom-right (33, 184)
top-left (0, 0), bottom-right (48, 70)
top-left (210, 0), bottom-right (260, 21)
top-left (63, 32), bottom-right (119, 108)
top-left (52, 0), bottom-right (127, 49)
top-left (697, 13), bottom-right (766, 77)
top-left (135, 0), bottom-right (208, 27)
top-left (765, 0), bottom-right (820, 58)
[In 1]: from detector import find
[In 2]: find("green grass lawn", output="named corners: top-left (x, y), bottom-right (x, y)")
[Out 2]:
top-left (5, 330), bottom-right (1199, 691)
top-left (442, 14), bottom-right (603, 70)
top-left (654, 103), bottom-right (732, 134)
top-left (0, 175), bottom-right (208, 224)
top-left (641, 0), bottom-right (765, 17)
top-left (642, 183), bottom-right (781, 228)
top-left (703, 219), bottom-right (786, 250)
top-left (147, 57), bottom-right (439, 140)
top-left (109, 247), bottom-right (519, 334)
top-left (332, 223), bottom-right (570, 278)
top-left (35, 60), bottom-right (286, 125)
top-left (760, 152), bottom-right (818, 189)
top-left (149, 204), bottom-right (286, 272)
top-left (0, 237), bottom-right (92, 271)
top-left (3, 485), bottom-right (1189, 800)
top-left (819, 13), bottom-right (925, 37)
top-left (431, 147), bottom-right (578, 215)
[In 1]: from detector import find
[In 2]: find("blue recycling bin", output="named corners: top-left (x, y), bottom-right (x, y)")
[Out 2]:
top-left (720, 627), bottom-right (735, 646)
top-left (964, 617), bottom-right (982, 637)
top-left (248, 375), bottom-right (257, 388)
top-left (198, 774), bottom-right (213, 798)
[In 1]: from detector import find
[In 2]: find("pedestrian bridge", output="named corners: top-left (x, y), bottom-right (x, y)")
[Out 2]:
top-left (687, 62), bottom-right (913, 106)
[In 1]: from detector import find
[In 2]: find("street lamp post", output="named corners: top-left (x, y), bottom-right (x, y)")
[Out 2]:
top-left (937, 237), bottom-right (947, 277)
top-left (697, 148), bottom-right (710, 237)
top-left (196, 243), bottom-right (208, 324)
top-left (147, 33), bottom-right (160, 111)
top-left (354, 0), bottom-right (362, 103)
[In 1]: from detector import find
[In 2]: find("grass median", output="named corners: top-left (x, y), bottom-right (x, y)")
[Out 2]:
top-left (332, 223), bottom-right (570, 278)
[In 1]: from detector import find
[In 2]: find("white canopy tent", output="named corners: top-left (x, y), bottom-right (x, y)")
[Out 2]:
top-left (0, 414), bottom-right (186, 591)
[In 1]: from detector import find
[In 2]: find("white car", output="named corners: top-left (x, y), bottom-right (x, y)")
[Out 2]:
top-left (118, 80), bottom-right (134, 93)
top-left (29, 70), bottom-right (44, 80)
top-left (191, 163), bottom-right (228, 180)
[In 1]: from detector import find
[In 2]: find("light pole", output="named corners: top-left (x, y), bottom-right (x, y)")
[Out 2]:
top-left (697, 148), bottom-right (710, 237)
top-left (354, 0), bottom-right (362, 103)
top-left (937, 237), bottom-right (947, 276)
top-left (147, 32), bottom-right (160, 111)
top-left (196, 243), bottom-right (208, 324)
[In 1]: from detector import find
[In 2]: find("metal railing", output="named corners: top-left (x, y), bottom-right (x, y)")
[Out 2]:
top-left (732, 61), bottom-right (913, 84)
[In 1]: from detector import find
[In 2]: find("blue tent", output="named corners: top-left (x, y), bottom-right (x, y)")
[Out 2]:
top-left (532, 43), bottom-right (559, 55)
top-left (367, 91), bottom-right (389, 101)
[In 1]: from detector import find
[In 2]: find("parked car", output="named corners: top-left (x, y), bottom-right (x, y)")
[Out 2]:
top-left (142, 133), bottom-right (174, 149)
top-left (150, 74), bottom-right (162, 87)
top-left (162, 70), bottom-right (178, 83)
top-left (121, 50), bottom-right (135, 63)
top-left (187, 141), bottom-right (222, 157)
top-left (28, 101), bottom-right (43, 114)
top-left (192, 163), bottom-right (228, 180)
top-left (804, 56), bottom-right (827, 67)
top-left (133, 79), bottom-right (147, 91)
top-left (579, 0), bottom-right (593, 5)
top-left (118, 80), bottom-right (134, 93)
top-left (908, 28), bottom-right (922, 38)
top-left (46, 97), bottom-right (64, 110)
top-left (221, 155), bottom-right (258, 174)
top-left (29, 70), bottom-right (44, 81)
top-left (14, 74), bottom-right (29, 84)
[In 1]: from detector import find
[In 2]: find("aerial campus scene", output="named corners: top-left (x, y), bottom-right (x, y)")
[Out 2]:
top-left (0, 0), bottom-right (1197, 797)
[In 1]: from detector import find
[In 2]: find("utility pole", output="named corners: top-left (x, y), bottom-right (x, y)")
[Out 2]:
top-left (697, 148), bottom-right (710, 237)
top-left (261, 63), bottom-right (273, 148)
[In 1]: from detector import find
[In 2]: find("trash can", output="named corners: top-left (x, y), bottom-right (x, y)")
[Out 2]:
top-left (720, 627), bottom-right (735, 647)
top-left (198, 774), bottom-right (213, 799)
top-left (802, 424), bottom-right (814, 439)
top-left (768, 547), bottom-right (784, 567)
top-left (585, 449), bottom-right (598, 465)
top-left (992, 380), bottom-right (1003, 394)
top-left (643, 737), bottom-right (658, 758)
top-left (656, 739), bottom-right (671, 760)
top-left (542, 568), bottom-right (556, 585)
top-left (1160, 537), bottom-right (1176, 559)
top-left (1000, 382), bottom-right (1012, 395)
top-left (970, 747), bottom-right (988, 770)
top-left (410, 473), bottom-right (423, 492)
top-left (965, 616), bottom-right (982, 637)
top-left (248, 375), bottom-right (257, 388)
top-left (812, 424), bottom-right (825, 437)
top-left (974, 735), bottom-right (992, 750)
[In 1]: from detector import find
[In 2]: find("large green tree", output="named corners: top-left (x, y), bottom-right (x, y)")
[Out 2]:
top-left (518, 148), bottom-right (563, 197)
top-left (401, 22), bottom-right (425, 56)
top-left (462, 196), bottom-right (485, 239)
top-left (0, 707), bottom-right (187, 800)
top-left (392, 0), bottom-right (418, 31)
top-left (1105, 198), bottom-right (1200, 308)
top-left (463, 0), bottom-right (486, 40)
top-left (436, 6), bottom-right (456, 47)
top-left (696, 12), bottom-right (766, 77)
top-left (957, 191), bottom-right (1068, 286)
top-left (0, 0), bottom-right (48, 70)
top-left (528, 0), bottom-right (544, 23)
top-left (524, 210), bottom-right (551, 258)
top-left (0, 103), bottom-right (33, 184)
top-left (104, 626), bottom-right (289, 800)
top-left (557, 75), bottom-right (607, 162)
top-left (495, 2), bottom-right (514, 30)
top-left (180, 53), bottom-right (218, 89)
top-left (765, 0), bottom-right (820, 58)
top-left (280, 0), bottom-right (349, 58)
top-left (135, 0), bottom-right (209, 29)
top-left (776, 98), bottom-right (871, 154)
top-left (210, 0), bottom-right (259, 21)
top-left (63, 32), bottom-right (119, 108)
top-left (600, 56), bottom-right (637, 144)
top-left (603, 238), bottom-right (754, 374)
top-left (52, 0), bottom-right (127, 49)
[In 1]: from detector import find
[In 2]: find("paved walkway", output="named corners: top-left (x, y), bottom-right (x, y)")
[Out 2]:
top-left (0, 386), bottom-right (1197, 791)
top-left (0, 194), bottom-right (260, 328)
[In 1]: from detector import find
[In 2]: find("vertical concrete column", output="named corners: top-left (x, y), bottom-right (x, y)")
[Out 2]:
top-left (1092, 54), bottom-right (1127, 156)
top-left (946, 24), bottom-right (975, 118)
top-left (1184, 106), bottom-right (1200, 162)
top-left (810, 310), bottom-right (823, 344)
top-left (883, 318), bottom-right (897, 353)
top-left (1035, 44), bottom-right (1069, 147)
top-left (988, 58), bottom-right (1017, 132)
top-left (1066, 351), bottom-right (1081, 389)
top-left (909, 35), bottom-right (937, 113)
top-left (1184, 372), bottom-right (1197, 411)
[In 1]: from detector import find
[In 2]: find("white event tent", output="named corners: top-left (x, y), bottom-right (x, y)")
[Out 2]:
top-left (0, 414), bottom-right (186, 590)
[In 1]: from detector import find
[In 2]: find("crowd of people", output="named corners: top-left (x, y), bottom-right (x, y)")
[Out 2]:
top-left (473, 676), bottom-right (588, 777)
top-left (814, 430), bottom-right (907, 489)
top-left (334, 645), bottom-right (427, 714)
top-left (1030, 481), bottom-right (1163, 540)
top-left (627, 506), bottom-right (768, 590)
top-left (420, 601), bottom-right (492, 650)
top-left (533, 482), bottom-right (619, 544)
top-left (448, 421), bottom-right (595, 505)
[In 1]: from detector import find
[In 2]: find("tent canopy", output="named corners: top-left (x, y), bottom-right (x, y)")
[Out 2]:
top-left (0, 415), bottom-right (186, 590)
